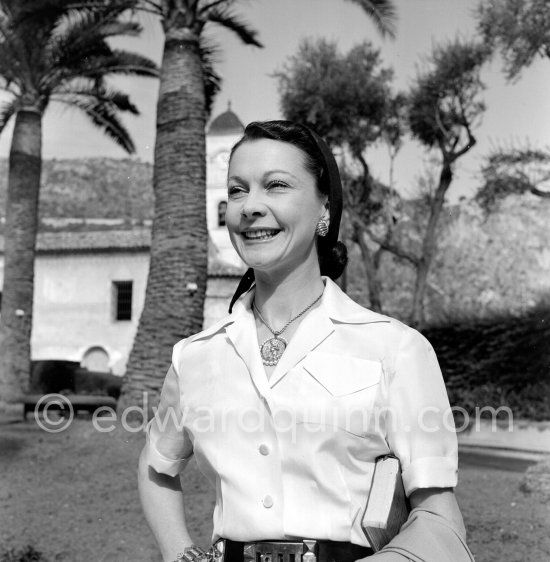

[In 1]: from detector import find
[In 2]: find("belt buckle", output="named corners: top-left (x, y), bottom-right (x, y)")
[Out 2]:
top-left (243, 540), bottom-right (318, 562)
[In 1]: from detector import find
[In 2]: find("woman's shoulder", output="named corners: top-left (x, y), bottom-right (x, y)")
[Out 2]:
top-left (326, 281), bottom-right (431, 348)
top-left (171, 313), bottom-right (234, 362)
top-left (178, 314), bottom-right (233, 344)
top-left (325, 280), bottom-right (408, 329)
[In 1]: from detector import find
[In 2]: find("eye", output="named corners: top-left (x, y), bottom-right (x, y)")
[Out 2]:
top-left (228, 184), bottom-right (246, 198)
top-left (266, 179), bottom-right (290, 191)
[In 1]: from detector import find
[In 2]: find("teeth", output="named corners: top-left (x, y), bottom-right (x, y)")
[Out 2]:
top-left (243, 229), bottom-right (279, 240)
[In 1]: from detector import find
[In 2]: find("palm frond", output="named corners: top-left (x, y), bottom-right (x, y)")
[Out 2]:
top-left (52, 90), bottom-right (136, 153)
top-left (5, 0), bottom-right (74, 60)
top-left (0, 97), bottom-right (17, 133)
top-left (0, 17), bottom-right (40, 92)
top-left (0, 44), bottom-right (22, 92)
top-left (58, 13), bottom-right (142, 43)
top-left (56, 82), bottom-right (140, 114)
top-left (47, 5), bottom-right (142, 69)
top-left (45, 50), bottom-right (158, 88)
top-left (84, 49), bottom-right (159, 77)
top-left (198, 0), bottom-right (238, 15)
top-left (6, 0), bottom-right (68, 30)
top-left (51, 12), bottom-right (142, 59)
top-left (206, 7), bottom-right (263, 48)
top-left (42, 7), bottom-right (154, 91)
top-left (199, 37), bottom-right (221, 115)
top-left (344, 0), bottom-right (397, 39)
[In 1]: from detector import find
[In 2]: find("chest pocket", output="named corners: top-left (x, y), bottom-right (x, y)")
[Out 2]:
top-left (300, 351), bottom-right (382, 437)
top-left (302, 351), bottom-right (381, 396)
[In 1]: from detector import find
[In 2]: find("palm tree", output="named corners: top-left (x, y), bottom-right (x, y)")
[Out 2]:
top-left (0, 0), bottom-right (158, 403)
top-left (120, 0), bottom-right (397, 410)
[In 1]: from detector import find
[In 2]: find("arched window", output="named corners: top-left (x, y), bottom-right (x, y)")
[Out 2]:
top-left (218, 201), bottom-right (227, 227)
top-left (81, 346), bottom-right (110, 372)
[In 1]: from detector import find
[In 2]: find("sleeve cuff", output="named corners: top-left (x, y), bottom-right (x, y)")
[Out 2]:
top-left (402, 456), bottom-right (458, 496)
top-left (144, 427), bottom-right (192, 477)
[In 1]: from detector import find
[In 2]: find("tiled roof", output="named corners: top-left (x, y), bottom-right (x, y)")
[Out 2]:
top-left (0, 229), bottom-right (245, 277)
top-left (37, 229), bottom-right (151, 252)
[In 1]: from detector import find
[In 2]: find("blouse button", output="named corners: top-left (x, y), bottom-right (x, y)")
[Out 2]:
top-left (262, 495), bottom-right (274, 508)
top-left (258, 444), bottom-right (270, 456)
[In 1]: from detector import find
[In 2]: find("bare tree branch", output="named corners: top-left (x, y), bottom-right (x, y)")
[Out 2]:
top-left (355, 150), bottom-right (370, 180)
top-left (451, 95), bottom-right (476, 161)
top-left (531, 186), bottom-right (550, 198)
top-left (366, 227), bottom-right (419, 266)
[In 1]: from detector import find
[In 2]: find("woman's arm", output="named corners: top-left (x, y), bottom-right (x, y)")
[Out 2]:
top-left (409, 486), bottom-right (466, 540)
top-left (138, 446), bottom-right (194, 562)
top-left (138, 363), bottom-right (196, 561)
top-left (365, 327), bottom-right (472, 560)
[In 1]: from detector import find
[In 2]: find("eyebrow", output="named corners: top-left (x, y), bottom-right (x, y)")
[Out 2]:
top-left (264, 169), bottom-right (299, 181)
top-left (227, 170), bottom-right (299, 183)
top-left (227, 174), bottom-right (246, 183)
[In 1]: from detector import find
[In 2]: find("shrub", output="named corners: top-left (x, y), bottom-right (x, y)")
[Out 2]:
top-left (0, 545), bottom-right (49, 562)
top-left (424, 303), bottom-right (550, 420)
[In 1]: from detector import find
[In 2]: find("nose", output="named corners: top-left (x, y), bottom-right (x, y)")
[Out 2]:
top-left (241, 190), bottom-right (268, 219)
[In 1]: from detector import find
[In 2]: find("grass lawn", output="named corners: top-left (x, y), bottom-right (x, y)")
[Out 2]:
top-left (1, 417), bottom-right (549, 562)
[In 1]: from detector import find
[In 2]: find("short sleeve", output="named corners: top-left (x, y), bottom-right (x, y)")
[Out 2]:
top-left (385, 327), bottom-right (458, 496)
top-left (144, 363), bottom-right (193, 477)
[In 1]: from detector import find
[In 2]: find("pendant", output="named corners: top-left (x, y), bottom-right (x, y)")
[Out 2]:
top-left (259, 336), bottom-right (287, 366)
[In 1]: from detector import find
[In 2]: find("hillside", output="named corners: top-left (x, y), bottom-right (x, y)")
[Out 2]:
top-left (0, 157), bottom-right (153, 221)
top-left (347, 194), bottom-right (550, 324)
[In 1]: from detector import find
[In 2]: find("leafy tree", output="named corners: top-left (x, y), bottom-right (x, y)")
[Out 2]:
top-left (0, 0), bottom-right (157, 403)
top-left (476, 146), bottom-right (550, 211)
top-left (119, 0), bottom-right (398, 409)
top-left (276, 37), bottom-right (488, 328)
top-left (476, 0), bottom-right (550, 80)
top-left (276, 38), bottom-right (405, 312)
top-left (407, 38), bottom-right (488, 327)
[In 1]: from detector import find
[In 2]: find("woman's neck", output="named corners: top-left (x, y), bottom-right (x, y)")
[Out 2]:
top-left (253, 264), bottom-right (325, 327)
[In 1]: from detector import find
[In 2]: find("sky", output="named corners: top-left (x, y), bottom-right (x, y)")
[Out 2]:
top-left (0, 0), bottom-right (549, 201)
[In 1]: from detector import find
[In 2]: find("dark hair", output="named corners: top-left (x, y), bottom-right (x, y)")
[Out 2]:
top-left (229, 120), bottom-right (348, 281)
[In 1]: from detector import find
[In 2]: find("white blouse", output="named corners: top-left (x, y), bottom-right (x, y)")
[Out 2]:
top-left (145, 278), bottom-right (458, 547)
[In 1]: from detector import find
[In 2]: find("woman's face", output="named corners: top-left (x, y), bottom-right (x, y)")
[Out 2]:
top-left (226, 139), bottom-right (328, 276)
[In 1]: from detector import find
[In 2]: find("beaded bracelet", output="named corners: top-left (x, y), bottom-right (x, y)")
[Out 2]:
top-left (173, 543), bottom-right (223, 562)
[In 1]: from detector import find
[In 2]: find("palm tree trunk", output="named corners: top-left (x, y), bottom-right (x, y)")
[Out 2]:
top-left (120, 27), bottom-right (208, 411)
top-left (0, 110), bottom-right (42, 403)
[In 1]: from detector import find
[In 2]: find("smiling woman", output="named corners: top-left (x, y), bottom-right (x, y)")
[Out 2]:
top-left (226, 138), bottom-right (327, 277)
top-left (138, 120), bottom-right (474, 562)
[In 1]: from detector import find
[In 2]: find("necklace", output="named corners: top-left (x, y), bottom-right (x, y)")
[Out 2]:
top-left (253, 292), bottom-right (324, 366)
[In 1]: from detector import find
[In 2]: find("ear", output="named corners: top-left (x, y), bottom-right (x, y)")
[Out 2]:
top-left (322, 200), bottom-right (330, 223)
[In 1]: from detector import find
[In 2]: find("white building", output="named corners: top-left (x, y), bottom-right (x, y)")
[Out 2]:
top-left (0, 107), bottom-right (246, 375)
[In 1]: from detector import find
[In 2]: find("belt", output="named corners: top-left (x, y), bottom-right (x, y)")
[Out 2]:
top-left (220, 539), bottom-right (373, 562)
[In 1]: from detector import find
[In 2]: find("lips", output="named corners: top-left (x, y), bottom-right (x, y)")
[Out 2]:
top-left (242, 229), bottom-right (281, 240)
